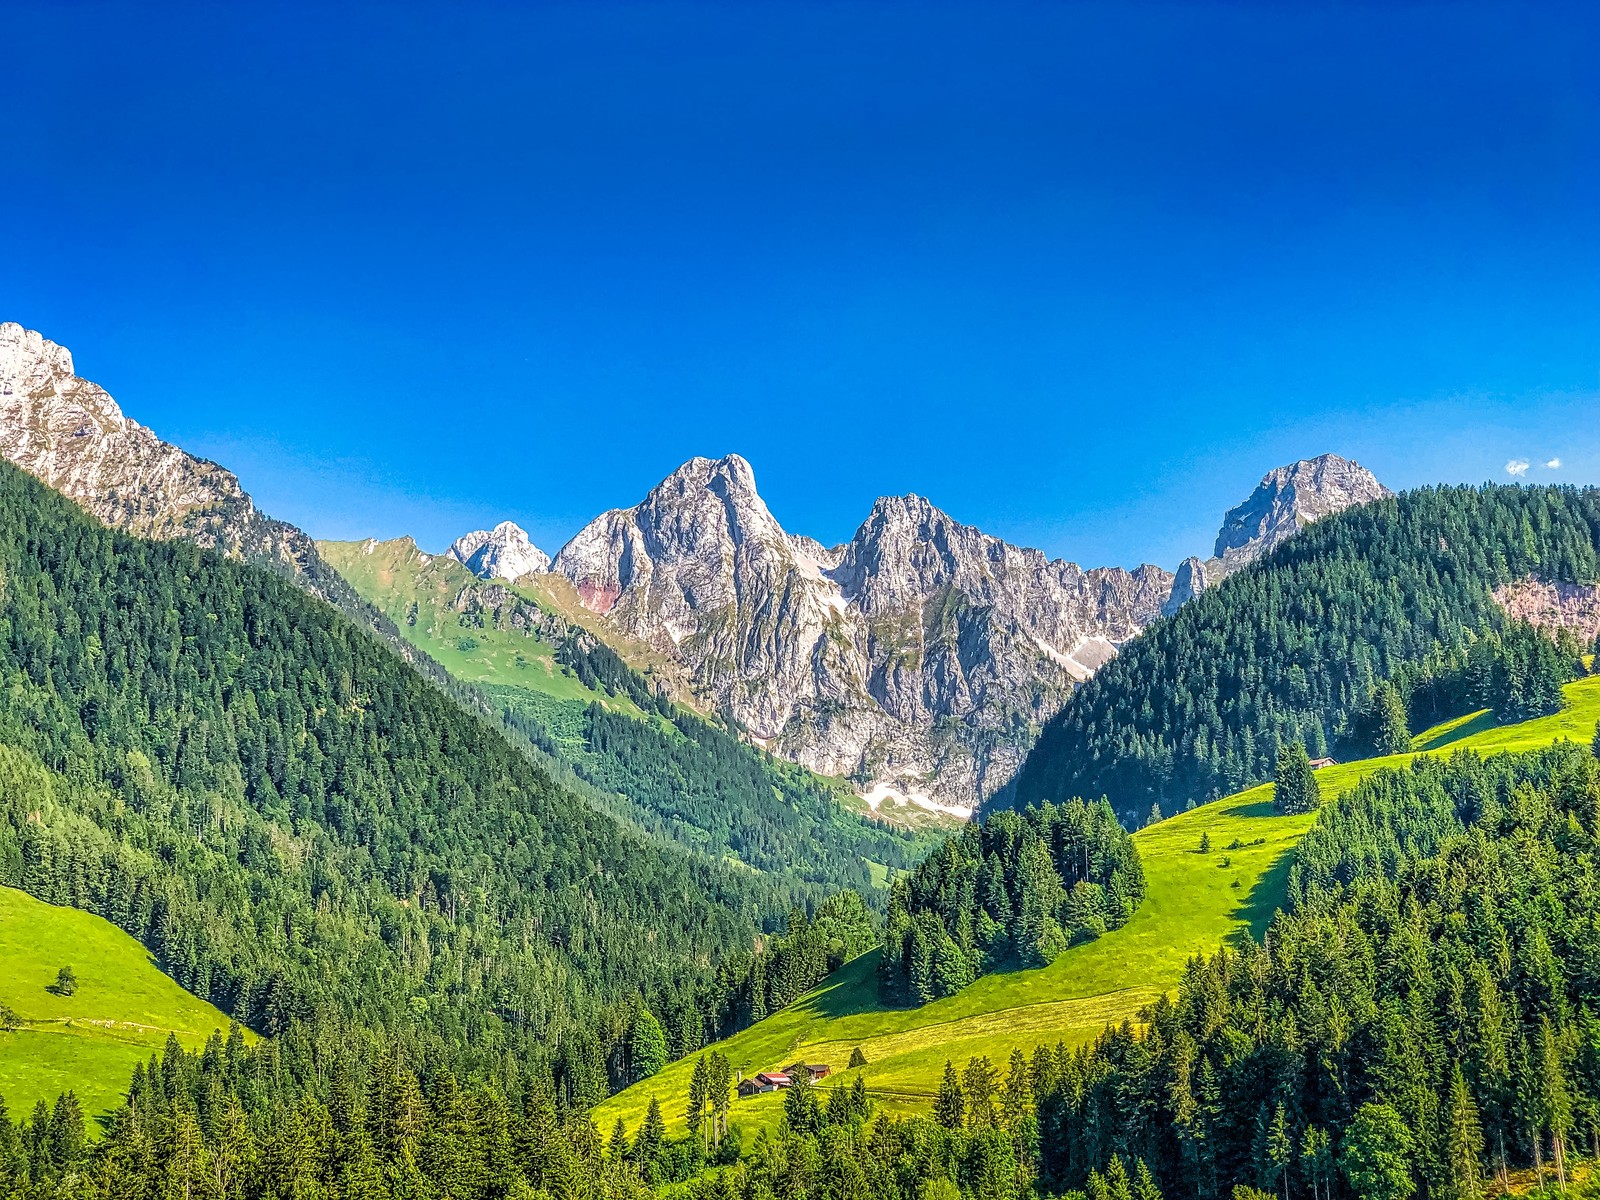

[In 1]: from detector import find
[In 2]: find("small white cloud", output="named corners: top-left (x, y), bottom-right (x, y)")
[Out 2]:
top-left (1545, 457), bottom-right (1562, 469)
top-left (1506, 459), bottom-right (1530, 477)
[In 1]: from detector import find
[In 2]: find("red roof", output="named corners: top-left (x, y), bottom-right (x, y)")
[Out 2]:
top-left (757, 1072), bottom-right (790, 1085)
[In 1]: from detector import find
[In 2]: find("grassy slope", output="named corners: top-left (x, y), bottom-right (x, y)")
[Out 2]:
top-left (0, 886), bottom-right (237, 1124)
top-left (318, 537), bottom-right (647, 714)
top-left (594, 674), bottom-right (1600, 1140)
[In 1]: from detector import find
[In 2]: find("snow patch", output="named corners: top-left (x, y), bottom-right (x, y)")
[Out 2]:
top-left (861, 782), bottom-right (973, 822)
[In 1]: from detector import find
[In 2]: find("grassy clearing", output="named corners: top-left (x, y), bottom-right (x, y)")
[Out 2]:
top-left (594, 674), bottom-right (1600, 1140)
top-left (0, 886), bottom-right (237, 1126)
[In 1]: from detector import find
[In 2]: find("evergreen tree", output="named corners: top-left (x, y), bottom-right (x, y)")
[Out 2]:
top-left (687, 1055), bottom-right (709, 1148)
top-left (1440, 1064), bottom-right (1485, 1200)
top-left (631, 1097), bottom-right (666, 1184)
top-left (1273, 744), bottom-right (1321, 815)
top-left (1371, 680), bottom-right (1412, 755)
top-left (848, 1047), bottom-right (867, 1068)
top-left (935, 1062), bottom-right (965, 1131)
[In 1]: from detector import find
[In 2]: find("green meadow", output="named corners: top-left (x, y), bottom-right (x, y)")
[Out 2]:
top-left (594, 673), bottom-right (1600, 1141)
top-left (0, 886), bottom-right (237, 1126)
top-left (318, 537), bottom-right (647, 714)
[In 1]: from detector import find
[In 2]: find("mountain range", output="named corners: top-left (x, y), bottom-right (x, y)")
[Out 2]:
top-left (452, 452), bottom-right (1387, 813)
top-left (0, 321), bottom-right (1387, 814)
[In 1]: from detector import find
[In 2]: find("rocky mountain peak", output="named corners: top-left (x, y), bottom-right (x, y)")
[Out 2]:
top-left (448, 520), bottom-right (551, 580)
top-left (1213, 453), bottom-right (1390, 565)
top-left (0, 322), bottom-right (380, 623)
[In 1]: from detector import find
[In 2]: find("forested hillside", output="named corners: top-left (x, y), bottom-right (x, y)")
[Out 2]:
top-left (1013, 484), bottom-right (1600, 818)
top-left (1033, 742), bottom-right (1600, 1199)
top-left (879, 800), bottom-right (1143, 1004)
top-left (321, 537), bottom-right (934, 901)
top-left (0, 461), bottom-right (810, 1109)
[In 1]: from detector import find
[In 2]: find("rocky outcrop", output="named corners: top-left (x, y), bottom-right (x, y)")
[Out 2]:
top-left (0, 322), bottom-right (361, 612)
top-left (1213, 453), bottom-right (1390, 567)
top-left (1493, 577), bottom-right (1600, 646)
top-left (535, 452), bottom-right (1391, 811)
top-left (449, 521), bottom-right (551, 580)
top-left (544, 457), bottom-right (1169, 811)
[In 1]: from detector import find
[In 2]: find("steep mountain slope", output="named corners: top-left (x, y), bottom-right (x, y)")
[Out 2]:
top-left (448, 520), bottom-right (552, 578)
top-left (319, 534), bottom-right (940, 898)
top-left (498, 453), bottom-right (1380, 812)
top-left (592, 672), bottom-right (1600, 1140)
top-left (0, 458), bottom-right (792, 1106)
top-left (1011, 483), bottom-right (1600, 819)
top-left (0, 322), bottom-right (364, 616)
top-left (1212, 451), bottom-right (1392, 567)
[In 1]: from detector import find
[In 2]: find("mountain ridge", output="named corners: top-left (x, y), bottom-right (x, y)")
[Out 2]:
top-left (456, 450), bottom-right (1386, 812)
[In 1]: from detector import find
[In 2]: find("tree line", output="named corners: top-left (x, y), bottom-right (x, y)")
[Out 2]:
top-left (879, 799), bottom-right (1144, 1005)
top-left (1012, 484), bottom-right (1600, 821)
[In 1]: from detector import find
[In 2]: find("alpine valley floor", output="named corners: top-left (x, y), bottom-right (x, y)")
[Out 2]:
top-left (594, 672), bottom-right (1600, 1142)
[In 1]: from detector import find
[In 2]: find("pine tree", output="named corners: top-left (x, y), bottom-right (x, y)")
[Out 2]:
top-left (934, 1061), bottom-right (965, 1130)
top-left (631, 1098), bottom-right (666, 1184)
top-left (1135, 1158), bottom-right (1164, 1200)
top-left (848, 1047), bottom-right (867, 1068)
top-left (687, 1055), bottom-right (709, 1148)
top-left (1274, 743), bottom-right (1321, 815)
top-left (962, 1055), bottom-right (998, 1128)
top-left (1440, 1064), bottom-right (1485, 1200)
top-left (1371, 680), bottom-right (1411, 755)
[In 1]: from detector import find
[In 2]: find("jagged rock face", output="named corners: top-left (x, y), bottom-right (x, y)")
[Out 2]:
top-left (1493, 577), bottom-right (1600, 645)
top-left (0, 322), bottom-right (356, 609)
top-left (449, 520), bottom-right (551, 580)
top-left (549, 459), bottom-right (1177, 811)
top-left (1213, 453), bottom-right (1390, 567)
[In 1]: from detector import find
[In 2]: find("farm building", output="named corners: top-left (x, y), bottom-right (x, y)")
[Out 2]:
top-left (736, 1072), bottom-right (791, 1098)
top-left (784, 1062), bottom-right (832, 1082)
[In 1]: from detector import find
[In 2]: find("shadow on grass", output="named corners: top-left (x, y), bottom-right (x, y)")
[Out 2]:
top-left (811, 951), bottom-right (894, 1019)
top-left (1227, 847), bottom-right (1298, 949)
top-left (1413, 709), bottom-right (1498, 752)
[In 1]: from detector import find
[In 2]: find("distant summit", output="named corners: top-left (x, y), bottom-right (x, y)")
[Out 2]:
top-left (448, 520), bottom-right (551, 580)
top-left (1213, 453), bottom-right (1390, 565)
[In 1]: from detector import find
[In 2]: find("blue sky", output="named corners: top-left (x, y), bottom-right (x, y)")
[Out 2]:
top-left (3, 1), bottom-right (1597, 567)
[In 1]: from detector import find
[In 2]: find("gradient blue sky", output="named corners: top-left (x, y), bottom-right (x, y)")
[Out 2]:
top-left (4, 1), bottom-right (1597, 567)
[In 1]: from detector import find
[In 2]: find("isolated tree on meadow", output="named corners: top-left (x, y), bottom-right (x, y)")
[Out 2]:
top-left (53, 966), bottom-right (76, 997)
top-left (629, 1004), bottom-right (668, 1082)
top-left (848, 1046), bottom-right (867, 1068)
top-left (1273, 744), bottom-right (1321, 815)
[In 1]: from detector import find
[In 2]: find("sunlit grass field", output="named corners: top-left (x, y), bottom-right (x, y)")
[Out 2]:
top-left (594, 674), bottom-right (1600, 1140)
top-left (0, 886), bottom-right (238, 1127)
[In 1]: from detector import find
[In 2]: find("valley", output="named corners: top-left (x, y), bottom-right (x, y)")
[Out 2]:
top-left (594, 673), bottom-right (1600, 1141)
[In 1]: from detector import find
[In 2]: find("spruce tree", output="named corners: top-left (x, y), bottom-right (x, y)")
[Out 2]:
top-left (631, 1098), bottom-right (665, 1184)
top-left (934, 1061), bottom-right (965, 1130)
top-left (686, 1056), bottom-right (708, 1148)
top-left (1274, 743), bottom-right (1321, 815)
top-left (1372, 680), bottom-right (1411, 755)
top-left (1440, 1064), bottom-right (1485, 1200)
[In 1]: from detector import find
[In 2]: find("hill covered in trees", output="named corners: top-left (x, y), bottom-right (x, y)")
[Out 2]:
top-left (321, 536), bottom-right (938, 903)
top-left (1012, 484), bottom-right (1600, 819)
top-left (879, 799), bottom-right (1144, 1004)
top-left (0, 459), bottom-right (828, 1112)
top-left (1033, 741), bottom-right (1600, 1199)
